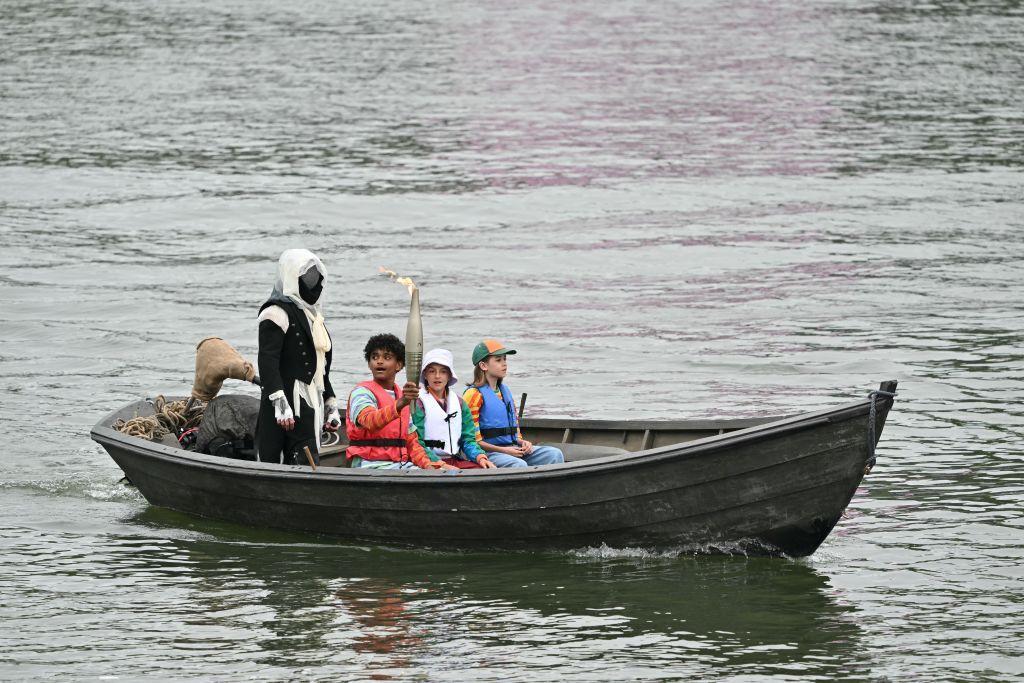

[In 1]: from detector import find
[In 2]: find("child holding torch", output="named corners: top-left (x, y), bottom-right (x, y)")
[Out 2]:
top-left (345, 334), bottom-right (457, 471)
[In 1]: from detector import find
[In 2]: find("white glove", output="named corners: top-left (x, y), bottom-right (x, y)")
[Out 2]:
top-left (269, 390), bottom-right (294, 423)
top-left (324, 397), bottom-right (342, 430)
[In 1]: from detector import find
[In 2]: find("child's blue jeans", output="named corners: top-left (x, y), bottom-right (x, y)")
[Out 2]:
top-left (488, 445), bottom-right (565, 468)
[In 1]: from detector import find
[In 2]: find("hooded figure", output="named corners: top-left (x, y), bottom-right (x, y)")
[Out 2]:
top-left (255, 249), bottom-right (340, 465)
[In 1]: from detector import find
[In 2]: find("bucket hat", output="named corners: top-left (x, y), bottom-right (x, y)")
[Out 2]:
top-left (420, 348), bottom-right (459, 387)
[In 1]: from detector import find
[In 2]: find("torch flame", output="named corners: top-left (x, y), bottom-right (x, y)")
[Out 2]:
top-left (379, 266), bottom-right (418, 296)
top-left (381, 266), bottom-right (423, 385)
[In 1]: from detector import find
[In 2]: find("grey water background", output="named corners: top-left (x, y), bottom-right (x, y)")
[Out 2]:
top-left (2, 0), bottom-right (1023, 679)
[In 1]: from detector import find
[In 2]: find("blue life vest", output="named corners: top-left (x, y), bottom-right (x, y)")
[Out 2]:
top-left (475, 383), bottom-right (519, 446)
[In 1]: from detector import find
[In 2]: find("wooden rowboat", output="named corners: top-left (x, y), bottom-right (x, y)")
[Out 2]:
top-left (91, 381), bottom-right (897, 556)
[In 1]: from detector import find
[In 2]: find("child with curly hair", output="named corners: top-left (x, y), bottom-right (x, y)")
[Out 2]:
top-left (345, 333), bottom-right (456, 471)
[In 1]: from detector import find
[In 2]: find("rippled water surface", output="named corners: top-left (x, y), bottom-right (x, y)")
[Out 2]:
top-left (2, 0), bottom-right (1023, 680)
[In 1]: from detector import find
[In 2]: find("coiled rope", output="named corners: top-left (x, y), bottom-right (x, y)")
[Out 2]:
top-left (864, 389), bottom-right (897, 473)
top-left (114, 395), bottom-right (205, 441)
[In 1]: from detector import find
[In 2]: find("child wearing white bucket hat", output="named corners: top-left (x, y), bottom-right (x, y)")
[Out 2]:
top-left (412, 348), bottom-right (495, 469)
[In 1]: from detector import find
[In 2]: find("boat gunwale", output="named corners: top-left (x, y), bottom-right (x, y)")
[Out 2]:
top-left (91, 386), bottom-right (894, 486)
top-left (523, 416), bottom-right (784, 431)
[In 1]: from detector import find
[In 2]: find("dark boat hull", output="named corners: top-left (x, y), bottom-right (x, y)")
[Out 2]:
top-left (91, 382), bottom-right (896, 556)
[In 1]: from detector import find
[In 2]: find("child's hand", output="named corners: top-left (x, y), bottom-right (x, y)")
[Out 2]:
top-left (519, 439), bottom-right (534, 454)
top-left (477, 455), bottom-right (497, 469)
top-left (396, 382), bottom-right (419, 409)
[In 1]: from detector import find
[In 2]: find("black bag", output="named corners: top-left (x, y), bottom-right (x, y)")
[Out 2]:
top-left (195, 395), bottom-right (260, 460)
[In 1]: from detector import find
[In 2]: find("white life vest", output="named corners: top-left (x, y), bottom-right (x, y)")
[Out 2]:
top-left (421, 388), bottom-right (462, 456)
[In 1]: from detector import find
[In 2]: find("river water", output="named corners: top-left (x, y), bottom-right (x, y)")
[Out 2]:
top-left (2, 0), bottom-right (1023, 680)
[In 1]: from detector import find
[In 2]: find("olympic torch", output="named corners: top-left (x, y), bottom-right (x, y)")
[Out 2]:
top-left (405, 285), bottom-right (423, 385)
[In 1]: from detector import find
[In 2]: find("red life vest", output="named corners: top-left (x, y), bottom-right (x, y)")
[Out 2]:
top-left (345, 380), bottom-right (409, 462)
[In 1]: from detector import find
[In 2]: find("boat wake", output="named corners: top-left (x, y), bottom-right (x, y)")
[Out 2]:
top-left (0, 474), bottom-right (144, 503)
top-left (570, 540), bottom-right (787, 560)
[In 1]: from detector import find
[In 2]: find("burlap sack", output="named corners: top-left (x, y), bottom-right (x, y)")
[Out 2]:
top-left (191, 337), bottom-right (256, 401)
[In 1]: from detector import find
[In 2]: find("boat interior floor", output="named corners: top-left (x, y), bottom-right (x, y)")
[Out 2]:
top-left (554, 443), bottom-right (629, 461)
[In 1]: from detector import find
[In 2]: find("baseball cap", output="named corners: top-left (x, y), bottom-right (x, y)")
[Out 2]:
top-left (472, 339), bottom-right (517, 366)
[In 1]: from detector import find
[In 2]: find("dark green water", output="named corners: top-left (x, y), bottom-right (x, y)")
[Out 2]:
top-left (2, 0), bottom-right (1023, 680)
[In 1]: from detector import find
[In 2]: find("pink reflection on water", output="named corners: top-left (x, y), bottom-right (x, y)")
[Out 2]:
top-left (452, 1), bottom-right (837, 187)
top-left (439, 257), bottom-right (887, 320)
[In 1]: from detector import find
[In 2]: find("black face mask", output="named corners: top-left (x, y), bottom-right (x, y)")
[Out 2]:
top-left (298, 268), bottom-right (324, 305)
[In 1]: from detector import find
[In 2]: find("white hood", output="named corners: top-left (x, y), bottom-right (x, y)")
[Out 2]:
top-left (269, 248), bottom-right (327, 319)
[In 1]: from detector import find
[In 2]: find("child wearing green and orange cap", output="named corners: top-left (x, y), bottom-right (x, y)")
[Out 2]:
top-left (462, 339), bottom-right (564, 468)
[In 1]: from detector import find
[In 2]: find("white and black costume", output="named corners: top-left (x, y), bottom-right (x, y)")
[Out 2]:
top-left (255, 249), bottom-right (337, 465)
